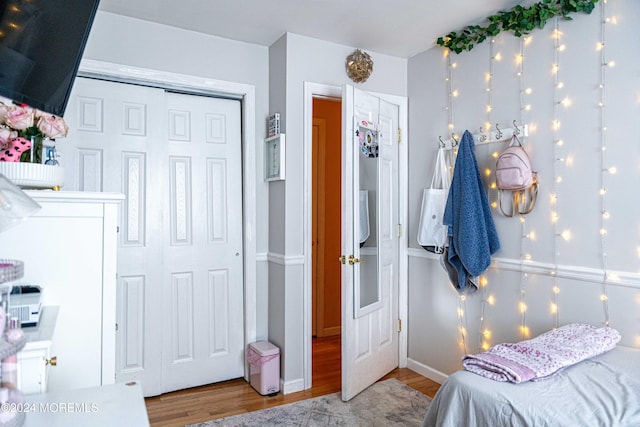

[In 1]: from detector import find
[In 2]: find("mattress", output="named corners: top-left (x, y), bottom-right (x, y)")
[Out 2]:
top-left (422, 346), bottom-right (640, 427)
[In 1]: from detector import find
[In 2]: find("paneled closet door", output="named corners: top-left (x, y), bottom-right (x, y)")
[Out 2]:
top-left (62, 78), bottom-right (245, 396)
top-left (160, 91), bottom-right (244, 393)
top-left (63, 78), bottom-right (165, 395)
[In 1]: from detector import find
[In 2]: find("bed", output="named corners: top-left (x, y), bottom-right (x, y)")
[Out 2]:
top-left (422, 345), bottom-right (640, 427)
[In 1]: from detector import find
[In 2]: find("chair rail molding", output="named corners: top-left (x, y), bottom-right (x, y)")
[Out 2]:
top-left (267, 252), bottom-right (305, 266)
top-left (408, 248), bottom-right (640, 289)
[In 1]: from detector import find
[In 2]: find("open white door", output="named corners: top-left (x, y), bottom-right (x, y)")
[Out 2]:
top-left (341, 85), bottom-right (399, 401)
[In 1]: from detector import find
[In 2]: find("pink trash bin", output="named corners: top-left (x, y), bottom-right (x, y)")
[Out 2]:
top-left (247, 341), bottom-right (280, 395)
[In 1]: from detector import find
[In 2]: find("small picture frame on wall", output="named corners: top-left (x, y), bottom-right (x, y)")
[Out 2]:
top-left (265, 134), bottom-right (285, 181)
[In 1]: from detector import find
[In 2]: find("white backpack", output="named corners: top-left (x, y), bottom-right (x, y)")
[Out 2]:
top-left (495, 136), bottom-right (538, 216)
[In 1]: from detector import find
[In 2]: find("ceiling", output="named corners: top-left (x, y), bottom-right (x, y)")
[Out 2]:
top-left (97, 0), bottom-right (525, 58)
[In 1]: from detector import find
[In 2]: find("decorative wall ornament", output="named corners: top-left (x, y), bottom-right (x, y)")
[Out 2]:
top-left (345, 49), bottom-right (373, 83)
top-left (436, 0), bottom-right (599, 54)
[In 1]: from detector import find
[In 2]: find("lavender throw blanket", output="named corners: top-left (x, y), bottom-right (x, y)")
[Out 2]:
top-left (462, 323), bottom-right (621, 383)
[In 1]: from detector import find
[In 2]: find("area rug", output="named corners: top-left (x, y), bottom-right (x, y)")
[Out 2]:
top-left (187, 378), bottom-right (430, 427)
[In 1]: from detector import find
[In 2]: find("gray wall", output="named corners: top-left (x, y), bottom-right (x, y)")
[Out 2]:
top-left (267, 34), bottom-right (288, 387)
top-left (407, 0), bottom-right (640, 378)
top-left (268, 33), bottom-right (407, 391)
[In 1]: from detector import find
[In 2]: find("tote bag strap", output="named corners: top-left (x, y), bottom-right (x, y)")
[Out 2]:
top-left (430, 148), bottom-right (451, 190)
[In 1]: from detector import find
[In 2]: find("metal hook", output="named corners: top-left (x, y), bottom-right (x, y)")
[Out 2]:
top-left (451, 133), bottom-right (459, 147)
top-left (438, 136), bottom-right (445, 148)
top-left (479, 127), bottom-right (488, 142)
top-left (495, 123), bottom-right (503, 140)
top-left (513, 120), bottom-right (521, 136)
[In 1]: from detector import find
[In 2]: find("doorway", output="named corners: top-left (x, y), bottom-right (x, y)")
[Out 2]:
top-left (312, 97), bottom-right (342, 339)
top-left (311, 96), bottom-right (343, 389)
top-left (303, 82), bottom-right (409, 395)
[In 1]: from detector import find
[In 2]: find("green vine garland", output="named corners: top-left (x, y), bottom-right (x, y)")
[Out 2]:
top-left (437, 0), bottom-right (599, 54)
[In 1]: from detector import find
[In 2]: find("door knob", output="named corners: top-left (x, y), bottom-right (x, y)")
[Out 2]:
top-left (348, 255), bottom-right (364, 265)
top-left (45, 356), bottom-right (57, 366)
top-left (339, 255), bottom-right (347, 264)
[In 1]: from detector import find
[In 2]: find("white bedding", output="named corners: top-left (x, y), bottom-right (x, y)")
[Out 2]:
top-left (422, 346), bottom-right (640, 427)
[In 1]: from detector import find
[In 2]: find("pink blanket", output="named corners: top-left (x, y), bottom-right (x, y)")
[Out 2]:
top-left (462, 323), bottom-right (621, 383)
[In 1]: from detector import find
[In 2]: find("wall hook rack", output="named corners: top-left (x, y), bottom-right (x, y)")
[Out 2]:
top-left (479, 127), bottom-right (488, 142)
top-left (495, 123), bottom-right (503, 140)
top-left (438, 122), bottom-right (528, 150)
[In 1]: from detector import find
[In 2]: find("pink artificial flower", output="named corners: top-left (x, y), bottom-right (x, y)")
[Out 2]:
top-left (0, 104), bottom-right (8, 124)
top-left (0, 128), bottom-right (17, 148)
top-left (36, 114), bottom-right (68, 138)
top-left (4, 105), bottom-right (34, 130)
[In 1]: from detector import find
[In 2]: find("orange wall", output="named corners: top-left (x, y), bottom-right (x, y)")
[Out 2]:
top-left (313, 98), bottom-right (342, 333)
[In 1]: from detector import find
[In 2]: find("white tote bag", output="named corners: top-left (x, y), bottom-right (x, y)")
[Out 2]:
top-left (417, 148), bottom-right (452, 254)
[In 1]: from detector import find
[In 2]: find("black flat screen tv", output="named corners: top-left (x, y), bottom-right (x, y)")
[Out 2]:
top-left (0, 0), bottom-right (100, 116)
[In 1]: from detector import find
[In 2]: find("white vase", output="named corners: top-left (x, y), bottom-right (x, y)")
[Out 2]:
top-left (0, 162), bottom-right (65, 189)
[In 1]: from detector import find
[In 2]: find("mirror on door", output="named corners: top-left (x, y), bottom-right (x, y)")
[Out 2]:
top-left (354, 120), bottom-right (380, 317)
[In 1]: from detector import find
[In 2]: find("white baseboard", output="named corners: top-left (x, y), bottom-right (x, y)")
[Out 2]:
top-left (407, 358), bottom-right (448, 385)
top-left (281, 378), bottom-right (305, 395)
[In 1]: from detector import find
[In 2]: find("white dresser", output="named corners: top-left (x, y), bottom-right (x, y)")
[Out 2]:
top-left (0, 191), bottom-right (123, 392)
top-left (19, 306), bottom-right (58, 394)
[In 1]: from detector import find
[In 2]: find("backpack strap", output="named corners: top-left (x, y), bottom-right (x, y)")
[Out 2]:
top-left (498, 189), bottom-right (517, 217)
top-left (517, 180), bottom-right (538, 215)
top-left (507, 134), bottom-right (523, 148)
top-left (498, 176), bottom-right (538, 217)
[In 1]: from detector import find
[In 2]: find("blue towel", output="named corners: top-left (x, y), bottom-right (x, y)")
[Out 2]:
top-left (442, 130), bottom-right (500, 293)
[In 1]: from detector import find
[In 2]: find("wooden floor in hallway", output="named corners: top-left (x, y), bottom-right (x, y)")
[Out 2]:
top-left (145, 334), bottom-right (441, 426)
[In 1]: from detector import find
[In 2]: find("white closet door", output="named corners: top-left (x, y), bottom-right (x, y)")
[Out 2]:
top-left (160, 91), bottom-right (244, 392)
top-left (62, 79), bottom-right (244, 396)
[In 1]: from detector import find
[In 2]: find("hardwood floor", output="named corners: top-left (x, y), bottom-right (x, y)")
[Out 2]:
top-left (145, 335), bottom-right (441, 426)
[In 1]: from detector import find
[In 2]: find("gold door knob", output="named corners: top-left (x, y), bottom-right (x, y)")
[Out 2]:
top-left (45, 356), bottom-right (57, 366)
top-left (348, 255), bottom-right (364, 265)
top-left (339, 255), bottom-right (347, 264)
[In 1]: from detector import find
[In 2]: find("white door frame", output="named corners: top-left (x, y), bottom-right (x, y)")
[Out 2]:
top-left (302, 82), bottom-right (408, 390)
top-left (77, 59), bottom-right (258, 380)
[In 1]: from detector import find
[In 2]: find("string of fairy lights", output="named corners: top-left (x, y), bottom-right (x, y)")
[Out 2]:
top-left (476, 40), bottom-right (495, 353)
top-left (446, 53), bottom-right (459, 141)
top-left (598, 0), bottom-right (612, 326)
top-left (438, 1), bottom-right (626, 352)
top-left (517, 36), bottom-right (531, 340)
top-left (445, 51), bottom-right (469, 355)
top-left (551, 17), bottom-right (563, 330)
